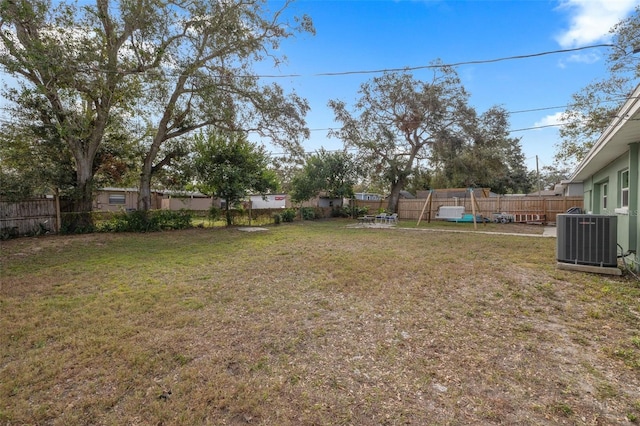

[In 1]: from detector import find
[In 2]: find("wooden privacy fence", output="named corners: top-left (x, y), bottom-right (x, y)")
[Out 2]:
top-left (0, 198), bottom-right (58, 237)
top-left (356, 196), bottom-right (584, 224)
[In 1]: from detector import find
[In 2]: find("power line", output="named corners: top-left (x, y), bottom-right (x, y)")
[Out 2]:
top-left (2, 43), bottom-right (613, 80)
top-left (255, 44), bottom-right (616, 78)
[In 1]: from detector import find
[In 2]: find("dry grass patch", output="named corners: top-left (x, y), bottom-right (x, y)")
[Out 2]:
top-left (1, 220), bottom-right (639, 425)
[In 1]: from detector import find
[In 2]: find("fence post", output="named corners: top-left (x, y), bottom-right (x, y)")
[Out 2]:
top-left (55, 190), bottom-right (61, 233)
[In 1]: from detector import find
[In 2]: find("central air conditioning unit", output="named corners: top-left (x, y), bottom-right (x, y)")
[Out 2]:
top-left (556, 214), bottom-right (617, 267)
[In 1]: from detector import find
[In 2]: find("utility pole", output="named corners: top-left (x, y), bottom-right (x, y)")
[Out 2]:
top-left (536, 155), bottom-right (541, 195)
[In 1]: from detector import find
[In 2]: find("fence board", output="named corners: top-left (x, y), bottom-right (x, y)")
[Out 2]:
top-left (0, 198), bottom-right (57, 237)
top-left (355, 196), bottom-right (583, 224)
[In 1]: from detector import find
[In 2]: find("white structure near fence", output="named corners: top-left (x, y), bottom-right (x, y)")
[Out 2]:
top-left (247, 194), bottom-right (287, 209)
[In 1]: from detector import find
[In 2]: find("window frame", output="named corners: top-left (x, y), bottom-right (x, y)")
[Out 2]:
top-left (620, 169), bottom-right (629, 208)
top-left (108, 193), bottom-right (126, 205)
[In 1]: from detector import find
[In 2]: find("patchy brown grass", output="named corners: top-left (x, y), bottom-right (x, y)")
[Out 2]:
top-left (1, 220), bottom-right (639, 425)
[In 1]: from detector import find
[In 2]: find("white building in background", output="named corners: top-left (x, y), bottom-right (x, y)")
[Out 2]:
top-left (354, 192), bottom-right (382, 201)
top-left (247, 194), bottom-right (287, 209)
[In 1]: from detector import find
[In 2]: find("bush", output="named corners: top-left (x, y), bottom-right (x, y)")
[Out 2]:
top-left (332, 205), bottom-right (368, 218)
top-left (0, 226), bottom-right (19, 240)
top-left (280, 208), bottom-right (296, 223)
top-left (60, 212), bottom-right (96, 234)
top-left (208, 206), bottom-right (222, 223)
top-left (300, 207), bottom-right (318, 220)
top-left (96, 209), bottom-right (193, 233)
top-left (273, 213), bottom-right (281, 225)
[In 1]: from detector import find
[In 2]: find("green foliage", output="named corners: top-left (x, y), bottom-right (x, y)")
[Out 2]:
top-left (131, 1), bottom-right (313, 210)
top-left (273, 213), bottom-right (281, 225)
top-left (328, 68), bottom-right (530, 210)
top-left (0, 170), bottom-right (36, 202)
top-left (0, 122), bottom-right (76, 200)
top-left (1, 0), bottom-right (313, 213)
top-left (290, 149), bottom-right (360, 203)
top-left (0, 0), bottom-right (147, 214)
top-left (333, 205), bottom-right (368, 218)
top-left (557, 7), bottom-right (640, 164)
top-left (280, 208), bottom-right (297, 223)
top-left (208, 206), bottom-right (222, 223)
top-left (300, 207), bottom-right (318, 220)
top-left (96, 210), bottom-right (193, 233)
top-left (530, 164), bottom-right (571, 191)
top-left (0, 226), bottom-right (20, 240)
top-left (429, 106), bottom-right (532, 194)
top-left (60, 212), bottom-right (96, 235)
top-left (192, 131), bottom-right (279, 226)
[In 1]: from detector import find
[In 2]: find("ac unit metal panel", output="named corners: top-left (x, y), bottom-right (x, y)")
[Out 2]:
top-left (556, 214), bottom-right (617, 267)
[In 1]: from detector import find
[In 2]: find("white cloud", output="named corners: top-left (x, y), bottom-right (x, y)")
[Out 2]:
top-left (557, 51), bottom-right (602, 68)
top-left (555, 0), bottom-right (639, 48)
top-left (534, 112), bottom-right (568, 129)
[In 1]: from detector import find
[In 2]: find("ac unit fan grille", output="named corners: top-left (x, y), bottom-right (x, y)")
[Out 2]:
top-left (556, 214), bottom-right (617, 267)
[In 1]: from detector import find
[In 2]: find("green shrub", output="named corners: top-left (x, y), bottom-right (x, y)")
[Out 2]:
top-left (301, 207), bottom-right (317, 220)
top-left (208, 206), bottom-right (222, 223)
top-left (280, 208), bottom-right (296, 223)
top-left (332, 205), bottom-right (367, 218)
top-left (60, 212), bottom-right (96, 234)
top-left (273, 213), bottom-right (281, 225)
top-left (96, 209), bottom-right (193, 233)
top-left (0, 226), bottom-right (19, 240)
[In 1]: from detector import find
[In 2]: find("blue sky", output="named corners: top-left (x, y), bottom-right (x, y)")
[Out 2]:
top-left (254, 0), bottom-right (640, 171)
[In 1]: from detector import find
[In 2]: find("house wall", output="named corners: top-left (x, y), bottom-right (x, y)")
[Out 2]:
top-left (563, 183), bottom-right (584, 197)
top-left (581, 148), bottom-right (639, 257)
top-left (249, 194), bottom-right (287, 209)
top-left (94, 189), bottom-right (138, 212)
top-left (354, 193), bottom-right (382, 201)
top-left (317, 197), bottom-right (342, 208)
top-left (161, 196), bottom-right (214, 211)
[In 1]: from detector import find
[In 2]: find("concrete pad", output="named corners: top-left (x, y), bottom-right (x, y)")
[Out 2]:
top-left (237, 227), bottom-right (269, 232)
top-left (556, 262), bottom-right (622, 276)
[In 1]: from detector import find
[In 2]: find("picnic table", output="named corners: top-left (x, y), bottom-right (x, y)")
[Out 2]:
top-left (357, 215), bottom-right (376, 224)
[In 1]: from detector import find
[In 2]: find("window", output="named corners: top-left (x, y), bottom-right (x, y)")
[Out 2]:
top-left (108, 193), bottom-right (126, 205)
top-left (621, 169), bottom-right (629, 208)
top-left (602, 182), bottom-right (608, 209)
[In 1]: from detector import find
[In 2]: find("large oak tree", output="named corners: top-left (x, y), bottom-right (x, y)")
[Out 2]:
top-left (329, 68), bottom-right (475, 213)
top-left (1, 0), bottom-right (313, 230)
top-left (1, 0), bottom-right (146, 229)
top-left (131, 0), bottom-right (313, 210)
top-left (557, 6), bottom-right (640, 164)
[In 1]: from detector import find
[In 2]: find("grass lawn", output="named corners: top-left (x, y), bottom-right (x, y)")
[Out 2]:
top-left (1, 219), bottom-right (639, 425)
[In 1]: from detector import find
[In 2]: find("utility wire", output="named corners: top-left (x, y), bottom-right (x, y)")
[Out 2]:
top-left (305, 44), bottom-right (617, 78)
top-left (250, 44), bottom-right (617, 78)
top-left (3, 43), bottom-right (614, 79)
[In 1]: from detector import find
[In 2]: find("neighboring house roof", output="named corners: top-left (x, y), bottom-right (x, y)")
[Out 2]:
top-left (527, 190), bottom-right (558, 197)
top-left (416, 188), bottom-right (493, 199)
top-left (160, 190), bottom-right (210, 198)
top-left (399, 190), bottom-right (415, 199)
top-left (570, 84), bottom-right (640, 182)
top-left (99, 187), bottom-right (140, 192)
top-left (99, 187), bottom-right (210, 197)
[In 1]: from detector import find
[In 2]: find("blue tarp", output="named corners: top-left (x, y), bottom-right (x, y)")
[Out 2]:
top-left (446, 214), bottom-right (488, 223)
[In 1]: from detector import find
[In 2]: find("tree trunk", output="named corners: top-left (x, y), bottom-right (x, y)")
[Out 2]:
top-left (138, 162), bottom-right (153, 211)
top-left (225, 201), bottom-right (232, 226)
top-left (138, 134), bottom-right (163, 210)
top-left (387, 180), bottom-right (404, 213)
top-left (65, 156), bottom-right (95, 233)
